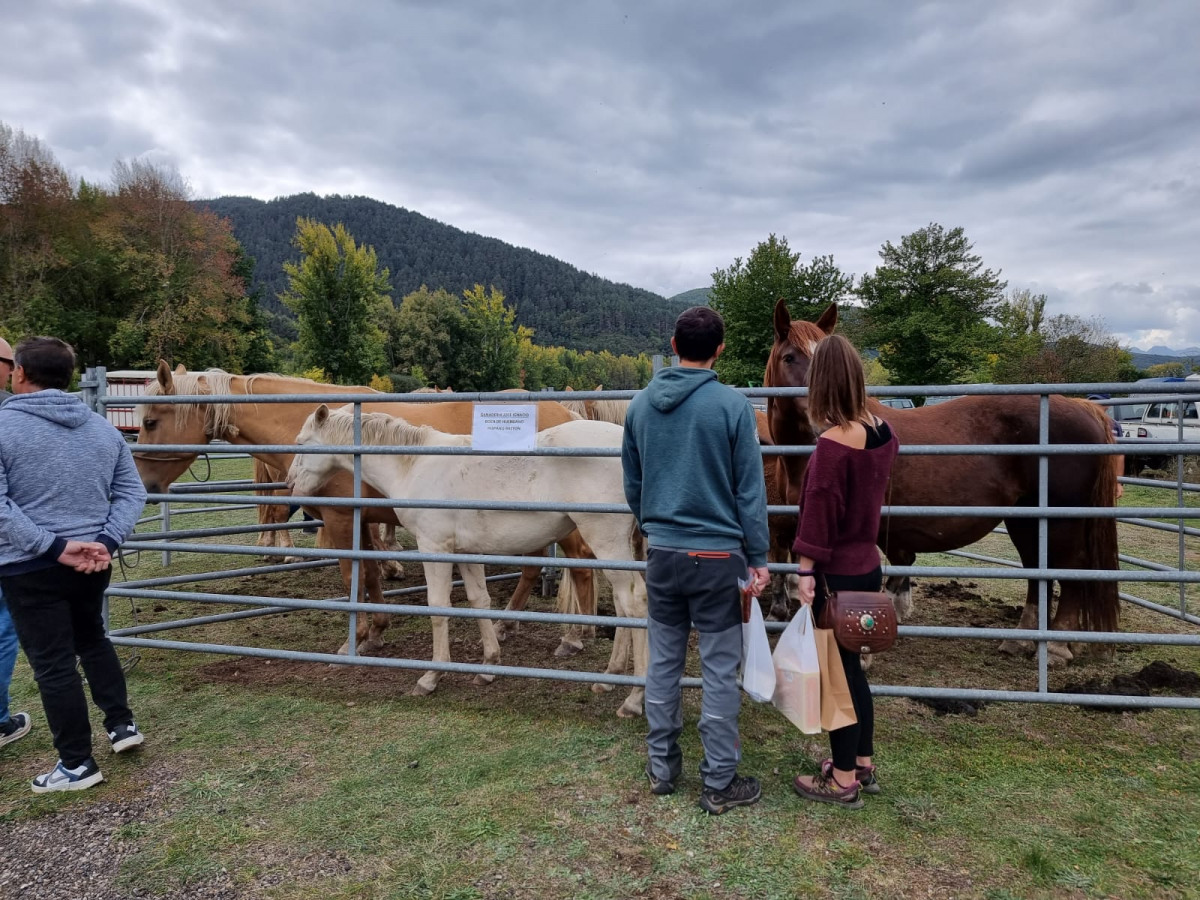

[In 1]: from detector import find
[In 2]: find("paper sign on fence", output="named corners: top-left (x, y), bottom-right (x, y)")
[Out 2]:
top-left (471, 404), bottom-right (538, 451)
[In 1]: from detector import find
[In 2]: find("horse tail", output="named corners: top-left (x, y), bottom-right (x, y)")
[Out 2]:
top-left (1079, 402), bottom-right (1121, 633)
top-left (630, 521), bottom-right (646, 562)
top-left (555, 570), bottom-right (578, 615)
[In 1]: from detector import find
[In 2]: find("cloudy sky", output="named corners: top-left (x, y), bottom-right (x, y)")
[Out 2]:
top-left (3, 0), bottom-right (1198, 349)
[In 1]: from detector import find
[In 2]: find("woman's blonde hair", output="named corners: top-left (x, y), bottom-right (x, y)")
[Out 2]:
top-left (806, 334), bottom-right (868, 429)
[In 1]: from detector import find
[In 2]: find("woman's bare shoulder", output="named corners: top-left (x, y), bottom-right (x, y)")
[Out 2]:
top-left (817, 421), bottom-right (867, 450)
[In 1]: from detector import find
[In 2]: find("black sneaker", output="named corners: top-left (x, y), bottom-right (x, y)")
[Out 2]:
top-left (32, 757), bottom-right (104, 793)
top-left (0, 711), bottom-right (32, 748)
top-left (699, 774), bottom-right (762, 815)
top-left (108, 722), bottom-right (144, 753)
top-left (645, 762), bottom-right (677, 796)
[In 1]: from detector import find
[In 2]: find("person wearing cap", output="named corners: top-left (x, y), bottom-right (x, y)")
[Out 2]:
top-left (0, 335), bottom-right (33, 752)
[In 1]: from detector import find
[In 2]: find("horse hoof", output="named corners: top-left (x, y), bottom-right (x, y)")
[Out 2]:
top-left (356, 640), bottom-right (383, 656)
top-left (591, 682), bottom-right (614, 694)
top-left (554, 640), bottom-right (583, 658)
top-left (1048, 644), bottom-right (1074, 667)
top-left (336, 641), bottom-right (352, 656)
top-left (616, 702), bottom-right (643, 719)
top-left (283, 555), bottom-right (304, 565)
top-left (472, 674), bottom-right (495, 686)
top-left (382, 562), bottom-right (405, 581)
top-left (998, 639), bottom-right (1034, 657)
top-left (409, 681), bottom-right (436, 697)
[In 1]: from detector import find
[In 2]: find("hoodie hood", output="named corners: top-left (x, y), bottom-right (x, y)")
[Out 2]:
top-left (642, 366), bottom-right (718, 413)
top-left (2, 390), bottom-right (93, 428)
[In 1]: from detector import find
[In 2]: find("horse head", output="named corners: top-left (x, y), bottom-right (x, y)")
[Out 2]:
top-left (133, 360), bottom-right (211, 495)
top-left (287, 404), bottom-right (346, 498)
top-left (763, 299), bottom-right (838, 445)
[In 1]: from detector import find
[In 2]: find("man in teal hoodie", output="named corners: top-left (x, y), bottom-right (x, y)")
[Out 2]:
top-left (0, 337), bottom-right (147, 792)
top-left (621, 307), bottom-right (769, 815)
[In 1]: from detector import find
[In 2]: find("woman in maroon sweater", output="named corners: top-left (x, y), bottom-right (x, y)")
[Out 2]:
top-left (791, 335), bottom-right (899, 809)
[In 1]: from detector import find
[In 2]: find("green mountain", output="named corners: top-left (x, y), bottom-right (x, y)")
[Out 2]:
top-left (199, 193), bottom-right (691, 356)
top-left (668, 287), bottom-right (711, 307)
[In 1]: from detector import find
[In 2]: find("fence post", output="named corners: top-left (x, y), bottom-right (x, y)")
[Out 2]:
top-left (161, 497), bottom-right (173, 568)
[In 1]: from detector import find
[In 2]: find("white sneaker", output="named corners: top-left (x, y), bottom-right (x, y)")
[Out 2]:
top-left (108, 722), bottom-right (144, 753)
top-left (31, 758), bottom-right (104, 793)
top-left (0, 711), bottom-right (31, 748)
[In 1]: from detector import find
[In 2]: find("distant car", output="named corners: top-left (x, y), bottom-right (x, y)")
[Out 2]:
top-left (878, 397), bottom-right (915, 410)
top-left (923, 394), bottom-right (964, 406)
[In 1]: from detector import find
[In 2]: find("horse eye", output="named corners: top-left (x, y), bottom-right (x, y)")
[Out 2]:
top-left (142, 419), bottom-right (156, 430)
top-left (783, 353), bottom-right (795, 364)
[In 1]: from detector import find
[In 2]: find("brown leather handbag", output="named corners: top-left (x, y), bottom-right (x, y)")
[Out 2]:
top-left (818, 577), bottom-right (897, 655)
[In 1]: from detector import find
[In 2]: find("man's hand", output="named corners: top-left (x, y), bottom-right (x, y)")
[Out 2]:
top-left (58, 541), bottom-right (112, 573)
top-left (747, 565), bottom-right (770, 598)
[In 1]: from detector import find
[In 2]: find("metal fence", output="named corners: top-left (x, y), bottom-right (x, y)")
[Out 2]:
top-left (91, 380), bottom-right (1200, 710)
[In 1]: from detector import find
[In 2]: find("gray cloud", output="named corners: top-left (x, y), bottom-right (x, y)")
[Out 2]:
top-left (2, 0), bottom-right (1198, 347)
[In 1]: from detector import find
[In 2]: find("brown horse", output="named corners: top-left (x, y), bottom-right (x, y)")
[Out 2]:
top-left (755, 409), bottom-right (801, 620)
top-left (132, 363), bottom-right (596, 659)
top-left (765, 300), bottom-right (1120, 665)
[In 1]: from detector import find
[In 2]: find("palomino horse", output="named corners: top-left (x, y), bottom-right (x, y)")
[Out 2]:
top-left (287, 406), bottom-right (649, 717)
top-left (253, 458), bottom-right (302, 562)
top-left (766, 300), bottom-right (1120, 665)
top-left (132, 363), bottom-right (594, 657)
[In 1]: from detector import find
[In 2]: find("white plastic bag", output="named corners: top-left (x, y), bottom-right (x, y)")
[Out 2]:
top-left (771, 604), bottom-right (821, 733)
top-left (740, 596), bottom-right (777, 703)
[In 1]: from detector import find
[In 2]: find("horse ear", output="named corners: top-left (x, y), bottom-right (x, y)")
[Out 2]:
top-left (815, 303), bottom-right (839, 335)
top-left (174, 363), bottom-right (186, 376)
top-left (156, 359), bottom-right (175, 395)
top-left (773, 299), bottom-right (792, 343)
top-left (594, 384), bottom-right (603, 391)
top-left (314, 404), bottom-right (329, 426)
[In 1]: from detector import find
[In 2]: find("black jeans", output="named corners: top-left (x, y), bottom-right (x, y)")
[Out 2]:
top-left (813, 567), bottom-right (880, 772)
top-left (1, 567), bottom-right (133, 767)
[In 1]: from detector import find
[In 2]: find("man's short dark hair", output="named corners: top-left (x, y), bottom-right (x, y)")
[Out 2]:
top-left (673, 306), bottom-right (725, 362)
top-left (15, 337), bottom-right (76, 390)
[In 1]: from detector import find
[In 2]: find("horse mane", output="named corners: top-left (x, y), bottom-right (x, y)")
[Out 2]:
top-left (561, 397), bottom-right (628, 425)
top-left (146, 368), bottom-right (240, 438)
top-left (763, 319), bottom-right (829, 387)
top-left (146, 369), bottom-right (382, 439)
top-left (319, 409), bottom-right (461, 449)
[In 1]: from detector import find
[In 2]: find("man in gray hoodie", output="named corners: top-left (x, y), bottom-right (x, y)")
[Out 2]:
top-left (621, 307), bottom-right (770, 815)
top-left (0, 337), bottom-right (148, 792)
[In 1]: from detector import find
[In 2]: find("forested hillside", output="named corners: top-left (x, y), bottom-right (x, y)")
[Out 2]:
top-left (199, 194), bottom-right (689, 356)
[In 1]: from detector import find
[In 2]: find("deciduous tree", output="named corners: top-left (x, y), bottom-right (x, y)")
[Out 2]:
top-left (709, 235), bottom-right (853, 386)
top-left (857, 224), bottom-right (1006, 385)
top-left (280, 218), bottom-right (391, 384)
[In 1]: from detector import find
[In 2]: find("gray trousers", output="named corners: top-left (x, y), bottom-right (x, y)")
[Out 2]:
top-left (644, 547), bottom-right (745, 791)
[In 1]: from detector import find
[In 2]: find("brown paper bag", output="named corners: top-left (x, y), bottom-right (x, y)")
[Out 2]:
top-left (816, 626), bottom-right (858, 732)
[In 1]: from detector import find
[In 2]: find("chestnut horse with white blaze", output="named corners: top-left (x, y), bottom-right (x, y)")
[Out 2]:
top-left (765, 301), bottom-right (1120, 665)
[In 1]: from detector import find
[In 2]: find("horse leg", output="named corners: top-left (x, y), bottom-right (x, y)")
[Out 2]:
top-left (412, 559), bottom-right (455, 696)
top-left (459, 563), bottom-right (500, 685)
top-left (374, 523), bottom-right (405, 580)
top-left (556, 567), bottom-right (596, 658)
top-left (497, 565), bottom-right (541, 643)
top-left (276, 509), bottom-right (303, 564)
top-left (608, 571), bottom-right (648, 718)
top-left (997, 518), bottom-right (1071, 664)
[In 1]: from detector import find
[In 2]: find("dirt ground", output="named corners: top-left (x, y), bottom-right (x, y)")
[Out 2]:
top-left (180, 561), bottom-right (1199, 711)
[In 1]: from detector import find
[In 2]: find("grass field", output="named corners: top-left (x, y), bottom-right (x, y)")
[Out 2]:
top-left (1, 458), bottom-right (1198, 900)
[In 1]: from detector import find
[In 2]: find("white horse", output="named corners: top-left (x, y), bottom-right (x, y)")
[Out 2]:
top-left (286, 405), bottom-right (649, 718)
